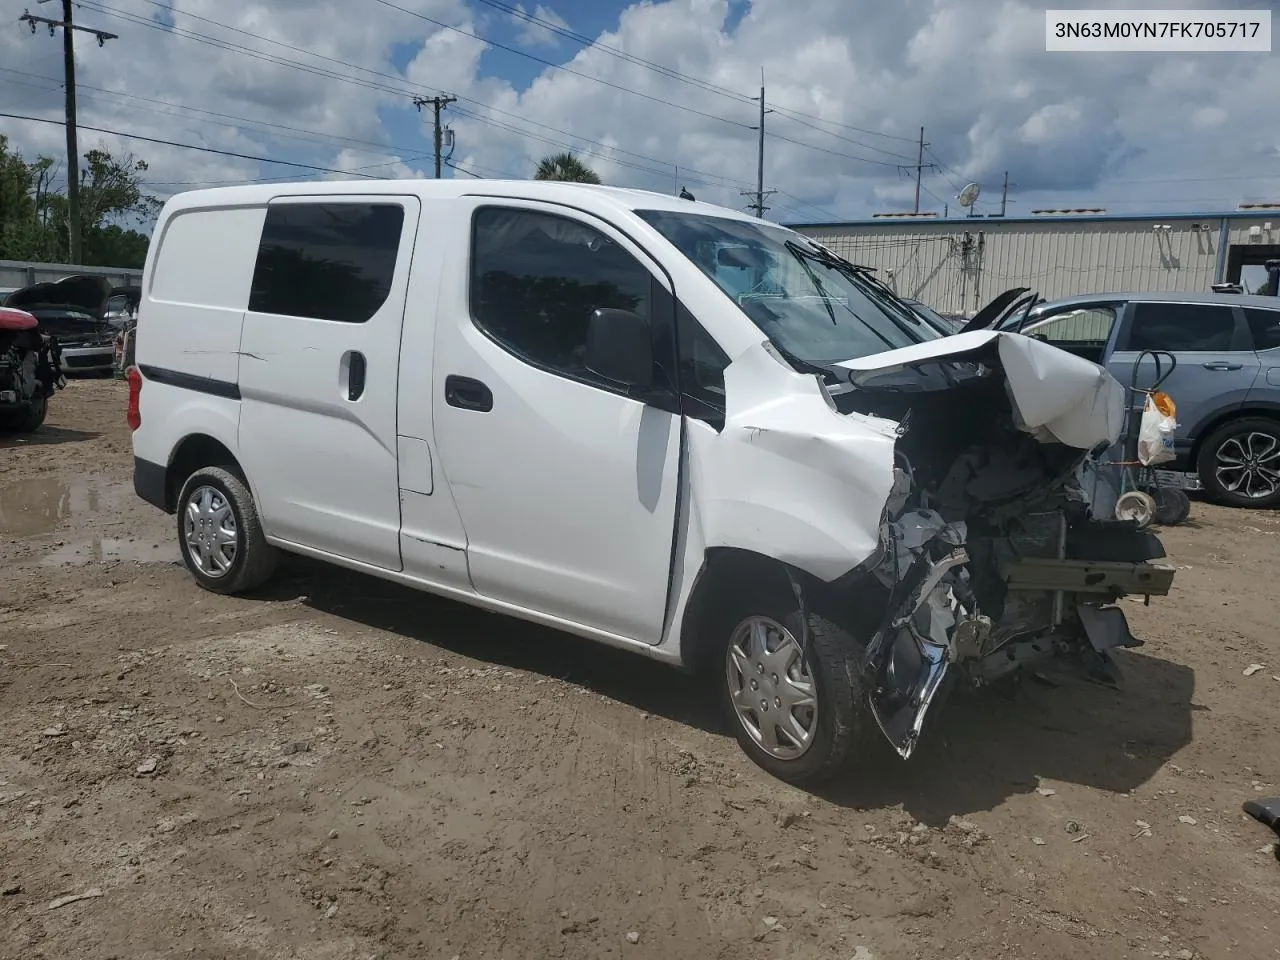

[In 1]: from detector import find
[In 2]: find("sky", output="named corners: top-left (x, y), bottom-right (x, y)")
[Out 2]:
top-left (0, 0), bottom-right (1278, 227)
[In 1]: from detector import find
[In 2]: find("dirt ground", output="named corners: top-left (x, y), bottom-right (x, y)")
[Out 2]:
top-left (2, 378), bottom-right (1279, 960)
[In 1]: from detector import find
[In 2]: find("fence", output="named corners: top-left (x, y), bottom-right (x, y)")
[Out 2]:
top-left (0, 259), bottom-right (142, 294)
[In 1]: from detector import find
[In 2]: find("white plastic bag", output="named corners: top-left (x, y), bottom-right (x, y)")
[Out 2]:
top-left (1137, 391), bottom-right (1178, 466)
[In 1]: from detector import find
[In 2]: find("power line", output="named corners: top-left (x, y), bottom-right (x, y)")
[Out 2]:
top-left (366, 0), bottom-right (754, 130)
top-left (0, 67), bottom-right (425, 161)
top-left (468, 0), bottom-right (754, 104)
top-left (465, 0), bottom-right (923, 154)
top-left (0, 112), bottom-right (383, 179)
top-left (76, 1), bottom-right (758, 187)
top-left (76, 0), bottom-right (918, 185)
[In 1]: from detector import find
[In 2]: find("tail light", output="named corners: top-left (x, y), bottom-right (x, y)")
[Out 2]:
top-left (126, 365), bottom-right (142, 430)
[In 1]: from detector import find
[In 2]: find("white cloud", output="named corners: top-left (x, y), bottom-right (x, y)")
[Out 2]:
top-left (514, 4), bottom-right (572, 48)
top-left (0, 0), bottom-right (1276, 228)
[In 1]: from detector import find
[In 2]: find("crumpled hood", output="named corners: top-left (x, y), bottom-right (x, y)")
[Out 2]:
top-left (684, 332), bottom-right (1126, 585)
top-left (3, 275), bottom-right (113, 319)
top-left (832, 330), bottom-right (1126, 450)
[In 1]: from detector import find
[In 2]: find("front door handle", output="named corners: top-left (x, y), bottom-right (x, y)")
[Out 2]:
top-left (1202, 361), bottom-right (1243, 371)
top-left (344, 350), bottom-right (367, 400)
top-left (445, 375), bottom-right (493, 412)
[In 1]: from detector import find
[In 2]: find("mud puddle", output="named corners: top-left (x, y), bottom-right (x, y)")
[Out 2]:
top-left (0, 476), bottom-right (132, 538)
top-left (41, 535), bottom-right (180, 566)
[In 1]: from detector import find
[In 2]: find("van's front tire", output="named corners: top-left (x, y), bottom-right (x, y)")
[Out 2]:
top-left (176, 466), bottom-right (278, 594)
top-left (717, 590), bottom-right (869, 787)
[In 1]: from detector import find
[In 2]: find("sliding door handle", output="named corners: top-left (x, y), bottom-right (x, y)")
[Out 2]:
top-left (444, 375), bottom-right (493, 412)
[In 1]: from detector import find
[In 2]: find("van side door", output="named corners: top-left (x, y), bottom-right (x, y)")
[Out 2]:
top-left (237, 195), bottom-right (420, 571)
top-left (431, 200), bottom-right (681, 644)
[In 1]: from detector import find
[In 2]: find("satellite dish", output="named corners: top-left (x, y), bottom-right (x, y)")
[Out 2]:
top-left (957, 182), bottom-right (982, 208)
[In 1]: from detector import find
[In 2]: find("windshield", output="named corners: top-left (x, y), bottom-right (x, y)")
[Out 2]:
top-left (636, 210), bottom-right (941, 366)
top-left (904, 300), bottom-right (958, 334)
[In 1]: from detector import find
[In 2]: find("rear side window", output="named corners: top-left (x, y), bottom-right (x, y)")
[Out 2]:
top-left (469, 206), bottom-right (654, 388)
top-left (1244, 307), bottom-right (1280, 351)
top-left (249, 202), bottom-right (405, 323)
top-left (150, 206), bottom-right (266, 309)
top-left (1127, 302), bottom-right (1236, 352)
top-left (1024, 305), bottom-right (1117, 344)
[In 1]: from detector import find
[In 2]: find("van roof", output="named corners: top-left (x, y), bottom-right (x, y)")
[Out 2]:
top-left (162, 178), bottom-right (769, 227)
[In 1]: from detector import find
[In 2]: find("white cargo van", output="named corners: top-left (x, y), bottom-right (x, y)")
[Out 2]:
top-left (128, 179), bottom-right (1175, 784)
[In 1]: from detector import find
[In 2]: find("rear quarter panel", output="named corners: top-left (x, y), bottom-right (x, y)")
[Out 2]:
top-left (137, 202), bottom-right (266, 385)
top-left (133, 198), bottom-right (266, 479)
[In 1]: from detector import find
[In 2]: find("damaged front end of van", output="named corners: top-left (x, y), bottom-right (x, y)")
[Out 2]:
top-left (690, 328), bottom-right (1175, 762)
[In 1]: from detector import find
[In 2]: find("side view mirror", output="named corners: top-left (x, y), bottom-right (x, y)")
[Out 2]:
top-left (585, 308), bottom-right (653, 388)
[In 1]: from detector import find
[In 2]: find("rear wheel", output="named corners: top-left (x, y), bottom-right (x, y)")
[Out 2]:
top-left (1197, 417), bottom-right (1280, 509)
top-left (176, 466), bottom-right (278, 594)
top-left (717, 587), bottom-right (869, 786)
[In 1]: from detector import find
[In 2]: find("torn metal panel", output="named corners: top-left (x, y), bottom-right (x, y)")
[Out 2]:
top-left (832, 330), bottom-right (1126, 451)
top-left (687, 340), bottom-right (899, 581)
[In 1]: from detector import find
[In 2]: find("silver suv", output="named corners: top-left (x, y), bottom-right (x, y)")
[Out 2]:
top-left (999, 291), bottom-right (1280, 509)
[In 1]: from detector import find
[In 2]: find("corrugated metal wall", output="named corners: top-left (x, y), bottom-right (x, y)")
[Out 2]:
top-left (795, 216), bottom-right (1272, 315)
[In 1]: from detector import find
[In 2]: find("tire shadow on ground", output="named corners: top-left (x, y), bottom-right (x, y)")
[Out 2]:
top-left (255, 556), bottom-right (1196, 822)
top-left (0, 426), bottom-right (100, 448)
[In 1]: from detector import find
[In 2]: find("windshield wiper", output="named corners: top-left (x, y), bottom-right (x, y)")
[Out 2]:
top-left (785, 239), bottom-right (927, 330)
top-left (783, 240), bottom-right (838, 326)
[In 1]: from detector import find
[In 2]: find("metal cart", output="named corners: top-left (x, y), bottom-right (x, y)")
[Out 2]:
top-left (1078, 350), bottom-right (1193, 529)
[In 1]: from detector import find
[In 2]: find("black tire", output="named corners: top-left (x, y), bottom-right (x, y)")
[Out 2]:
top-left (175, 466), bottom-right (278, 594)
top-left (1196, 417), bottom-right (1280, 509)
top-left (9, 395), bottom-right (47, 433)
top-left (1152, 485), bottom-right (1191, 525)
top-left (716, 586), bottom-right (869, 786)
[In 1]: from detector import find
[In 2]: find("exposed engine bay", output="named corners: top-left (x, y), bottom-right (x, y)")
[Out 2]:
top-left (830, 349), bottom-right (1174, 757)
top-left (0, 308), bottom-right (65, 426)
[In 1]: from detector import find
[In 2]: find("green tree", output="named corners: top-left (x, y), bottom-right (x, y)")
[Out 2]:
top-left (0, 136), bottom-right (158, 268)
top-left (533, 151), bottom-right (602, 184)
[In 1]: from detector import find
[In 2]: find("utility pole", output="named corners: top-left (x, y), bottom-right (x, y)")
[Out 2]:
top-left (897, 125), bottom-right (937, 215)
top-left (740, 74), bottom-right (775, 218)
top-left (413, 94), bottom-right (457, 178)
top-left (999, 170), bottom-right (1012, 217)
top-left (914, 126), bottom-right (925, 214)
top-left (19, 1), bottom-right (117, 264)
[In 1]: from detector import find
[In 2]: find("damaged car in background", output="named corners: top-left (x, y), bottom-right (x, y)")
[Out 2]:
top-left (0, 304), bottom-right (64, 433)
top-left (128, 183), bottom-right (1176, 788)
top-left (3, 274), bottom-right (118, 377)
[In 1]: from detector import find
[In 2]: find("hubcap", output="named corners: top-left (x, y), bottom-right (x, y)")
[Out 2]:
top-left (725, 616), bottom-right (818, 761)
top-left (182, 485), bottom-right (238, 577)
top-left (1215, 431), bottom-right (1280, 500)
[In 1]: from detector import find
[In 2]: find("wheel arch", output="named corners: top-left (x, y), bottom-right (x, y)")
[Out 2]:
top-left (165, 433), bottom-right (247, 513)
top-left (1188, 403), bottom-right (1280, 471)
top-left (677, 546), bottom-right (883, 673)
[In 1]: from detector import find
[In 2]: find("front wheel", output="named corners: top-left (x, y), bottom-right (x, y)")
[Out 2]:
top-left (718, 591), bottom-right (869, 786)
top-left (176, 466), bottom-right (278, 594)
top-left (1197, 417), bottom-right (1280, 509)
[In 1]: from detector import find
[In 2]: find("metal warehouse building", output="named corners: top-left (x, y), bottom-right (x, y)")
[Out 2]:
top-left (788, 209), bottom-right (1280, 317)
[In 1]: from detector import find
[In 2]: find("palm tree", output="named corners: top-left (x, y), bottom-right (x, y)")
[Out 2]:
top-left (533, 152), bottom-right (601, 184)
